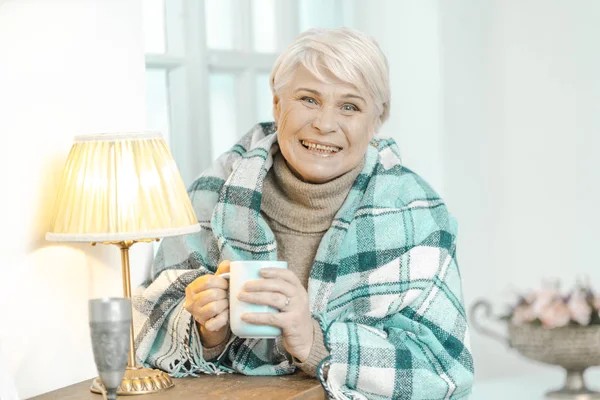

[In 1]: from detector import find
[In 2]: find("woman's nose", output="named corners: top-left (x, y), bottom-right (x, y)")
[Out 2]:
top-left (311, 108), bottom-right (337, 134)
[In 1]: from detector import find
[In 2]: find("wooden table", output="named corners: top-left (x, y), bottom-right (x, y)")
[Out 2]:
top-left (29, 372), bottom-right (325, 400)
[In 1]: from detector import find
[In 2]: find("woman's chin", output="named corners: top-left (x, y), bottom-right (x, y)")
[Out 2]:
top-left (284, 145), bottom-right (346, 183)
top-left (295, 168), bottom-right (340, 184)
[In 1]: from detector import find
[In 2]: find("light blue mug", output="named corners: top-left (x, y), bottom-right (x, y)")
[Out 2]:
top-left (220, 260), bottom-right (288, 338)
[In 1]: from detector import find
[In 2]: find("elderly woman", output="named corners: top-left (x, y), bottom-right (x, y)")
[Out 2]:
top-left (134, 27), bottom-right (473, 399)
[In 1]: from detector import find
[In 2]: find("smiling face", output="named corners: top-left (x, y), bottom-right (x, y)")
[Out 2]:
top-left (273, 65), bottom-right (378, 184)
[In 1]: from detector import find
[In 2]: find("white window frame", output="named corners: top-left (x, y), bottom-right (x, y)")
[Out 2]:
top-left (145, 0), bottom-right (353, 186)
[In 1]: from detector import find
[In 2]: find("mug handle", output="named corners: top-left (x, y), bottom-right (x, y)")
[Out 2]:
top-left (218, 272), bottom-right (230, 280)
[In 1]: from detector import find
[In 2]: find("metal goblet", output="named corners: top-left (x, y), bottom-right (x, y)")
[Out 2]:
top-left (89, 298), bottom-right (131, 400)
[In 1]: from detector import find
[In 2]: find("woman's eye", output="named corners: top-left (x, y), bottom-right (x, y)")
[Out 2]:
top-left (342, 104), bottom-right (358, 112)
top-left (301, 97), bottom-right (318, 105)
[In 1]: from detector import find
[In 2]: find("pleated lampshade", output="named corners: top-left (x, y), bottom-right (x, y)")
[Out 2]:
top-left (46, 132), bottom-right (200, 242)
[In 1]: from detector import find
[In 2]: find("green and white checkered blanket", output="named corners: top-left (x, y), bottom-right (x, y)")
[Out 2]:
top-left (133, 122), bottom-right (474, 399)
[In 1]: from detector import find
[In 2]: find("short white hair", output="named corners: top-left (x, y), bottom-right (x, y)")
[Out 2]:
top-left (270, 27), bottom-right (390, 131)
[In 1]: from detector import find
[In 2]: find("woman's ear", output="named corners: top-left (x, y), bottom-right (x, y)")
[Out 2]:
top-left (272, 94), bottom-right (281, 124)
top-left (368, 116), bottom-right (379, 141)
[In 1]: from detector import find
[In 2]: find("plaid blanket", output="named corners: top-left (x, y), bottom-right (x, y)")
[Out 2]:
top-left (133, 122), bottom-right (474, 399)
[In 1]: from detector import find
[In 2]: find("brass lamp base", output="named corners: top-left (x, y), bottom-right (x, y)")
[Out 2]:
top-left (90, 366), bottom-right (174, 395)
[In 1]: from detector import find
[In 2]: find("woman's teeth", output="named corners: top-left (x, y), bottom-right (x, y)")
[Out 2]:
top-left (301, 140), bottom-right (341, 153)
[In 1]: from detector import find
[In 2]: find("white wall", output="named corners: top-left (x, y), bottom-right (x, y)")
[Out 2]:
top-left (353, 0), bottom-right (446, 197)
top-left (357, 0), bottom-right (600, 383)
top-left (441, 0), bottom-right (600, 380)
top-left (0, 0), bottom-right (152, 398)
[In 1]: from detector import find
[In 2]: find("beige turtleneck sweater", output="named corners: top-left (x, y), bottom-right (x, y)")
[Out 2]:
top-left (202, 152), bottom-right (364, 376)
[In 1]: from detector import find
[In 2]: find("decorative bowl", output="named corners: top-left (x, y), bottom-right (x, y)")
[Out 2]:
top-left (471, 299), bottom-right (600, 399)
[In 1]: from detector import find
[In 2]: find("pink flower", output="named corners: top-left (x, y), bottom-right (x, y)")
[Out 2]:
top-left (538, 300), bottom-right (571, 329)
top-left (568, 290), bottom-right (592, 326)
top-left (512, 304), bottom-right (536, 325)
top-left (528, 287), bottom-right (561, 316)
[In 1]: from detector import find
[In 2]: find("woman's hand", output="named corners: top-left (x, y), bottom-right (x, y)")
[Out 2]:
top-left (184, 260), bottom-right (231, 348)
top-left (239, 268), bottom-right (314, 362)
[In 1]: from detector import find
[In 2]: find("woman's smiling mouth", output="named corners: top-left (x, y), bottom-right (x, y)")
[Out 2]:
top-left (300, 139), bottom-right (342, 154)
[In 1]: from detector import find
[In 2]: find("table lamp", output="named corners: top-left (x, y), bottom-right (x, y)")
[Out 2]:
top-left (46, 132), bottom-right (200, 395)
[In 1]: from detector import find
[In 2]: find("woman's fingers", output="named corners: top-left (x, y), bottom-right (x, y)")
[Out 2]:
top-left (184, 264), bottom-right (233, 330)
top-left (243, 278), bottom-right (296, 297)
top-left (238, 291), bottom-right (289, 311)
top-left (187, 274), bottom-right (229, 297)
top-left (193, 287), bottom-right (227, 306)
top-left (260, 268), bottom-right (301, 285)
top-left (191, 288), bottom-right (227, 319)
top-left (186, 261), bottom-right (232, 298)
top-left (204, 310), bottom-right (229, 332)
top-left (216, 260), bottom-right (231, 276)
top-left (194, 299), bottom-right (229, 325)
top-left (241, 311), bottom-right (284, 328)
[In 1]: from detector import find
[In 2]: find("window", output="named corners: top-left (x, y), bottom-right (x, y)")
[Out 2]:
top-left (143, 0), bottom-right (353, 187)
